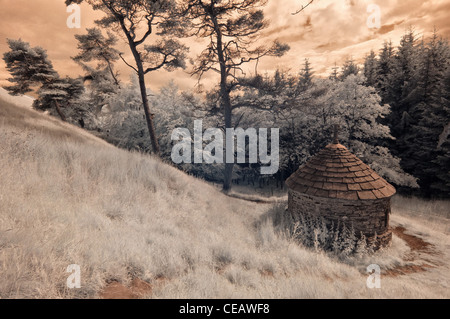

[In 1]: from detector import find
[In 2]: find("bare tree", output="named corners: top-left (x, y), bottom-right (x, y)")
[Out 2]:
top-left (66, 0), bottom-right (188, 155)
top-left (182, 0), bottom-right (289, 191)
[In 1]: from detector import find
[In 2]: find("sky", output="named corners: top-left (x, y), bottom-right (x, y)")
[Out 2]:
top-left (0, 0), bottom-right (449, 95)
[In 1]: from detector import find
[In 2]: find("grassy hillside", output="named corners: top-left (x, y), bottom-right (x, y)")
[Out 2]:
top-left (0, 97), bottom-right (449, 298)
top-left (0, 87), bottom-right (34, 109)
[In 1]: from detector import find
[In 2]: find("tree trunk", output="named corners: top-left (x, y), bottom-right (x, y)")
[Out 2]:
top-left (211, 12), bottom-right (234, 192)
top-left (117, 16), bottom-right (160, 156)
top-left (137, 70), bottom-right (160, 156)
top-left (54, 101), bottom-right (67, 122)
top-left (223, 162), bottom-right (234, 192)
top-left (222, 84), bottom-right (234, 191)
top-left (128, 52), bottom-right (160, 155)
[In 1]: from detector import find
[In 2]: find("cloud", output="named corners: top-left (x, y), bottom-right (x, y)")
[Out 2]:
top-left (376, 20), bottom-right (405, 35)
top-left (0, 0), bottom-right (449, 91)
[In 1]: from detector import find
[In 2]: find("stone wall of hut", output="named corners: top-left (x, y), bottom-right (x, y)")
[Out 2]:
top-left (288, 190), bottom-right (391, 238)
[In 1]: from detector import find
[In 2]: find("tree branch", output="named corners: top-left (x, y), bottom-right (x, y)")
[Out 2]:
top-left (135, 15), bottom-right (154, 46)
top-left (144, 54), bottom-right (168, 73)
top-left (292, 0), bottom-right (315, 15)
top-left (119, 53), bottom-right (138, 73)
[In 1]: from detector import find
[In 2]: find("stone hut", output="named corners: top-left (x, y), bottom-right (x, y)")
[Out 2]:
top-left (285, 128), bottom-right (396, 248)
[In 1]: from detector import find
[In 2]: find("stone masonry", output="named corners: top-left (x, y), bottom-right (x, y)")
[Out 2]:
top-left (285, 128), bottom-right (395, 249)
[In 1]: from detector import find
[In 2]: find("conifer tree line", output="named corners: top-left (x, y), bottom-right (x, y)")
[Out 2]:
top-left (1, 1), bottom-right (448, 198)
top-left (362, 29), bottom-right (450, 197)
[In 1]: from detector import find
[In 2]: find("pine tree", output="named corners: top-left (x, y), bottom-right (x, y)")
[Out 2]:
top-left (313, 228), bottom-right (320, 252)
top-left (386, 28), bottom-right (419, 129)
top-left (362, 29), bottom-right (450, 197)
top-left (318, 217), bottom-right (329, 249)
top-left (297, 58), bottom-right (314, 92)
top-left (363, 50), bottom-right (378, 87)
top-left (35, 76), bottom-right (85, 122)
top-left (3, 38), bottom-right (85, 122)
top-left (3, 39), bottom-right (57, 95)
top-left (298, 214), bottom-right (308, 245)
top-left (82, 66), bottom-right (118, 114)
top-left (340, 224), bottom-right (356, 258)
top-left (355, 232), bottom-right (368, 258)
top-left (433, 67), bottom-right (450, 194)
top-left (329, 63), bottom-right (339, 81)
top-left (375, 40), bottom-right (395, 102)
top-left (326, 221), bottom-right (336, 251)
top-left (73, 27), bottom-right (121, 87)
top-left (331, 221), bottom-right (342, 253)
top-left (340, 57), bottom-right (359, 80)
top-left (405, 30), bottom-right (450, 196)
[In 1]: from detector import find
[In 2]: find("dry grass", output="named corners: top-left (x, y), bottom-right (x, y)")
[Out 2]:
top-left (0, 98), bottom-right (110, 147)
top-left (392, 195), bottom-right (450, 234)
top-left (0, 98), bottom-right (449, 299)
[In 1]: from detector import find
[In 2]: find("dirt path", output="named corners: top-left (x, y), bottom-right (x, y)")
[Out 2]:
top-left (225, 191), bottom-right (287, 204)
top-left (98, 275), bottom-right (173, 299)
top-left (383, 226), bottom-right (439, 277)
top-left (393, 226), bottom-right (431, 253)
top-left (99, 278), bottom-right (152, 299)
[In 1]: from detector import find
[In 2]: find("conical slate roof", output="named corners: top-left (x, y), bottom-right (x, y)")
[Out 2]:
top-left (286, 143), bottom-right (396, 200)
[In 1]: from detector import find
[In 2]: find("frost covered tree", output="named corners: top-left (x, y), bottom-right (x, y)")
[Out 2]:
top-left (182, 0), bottom-right (289, 191)
top-left (319, 74), bottom-right (418, 187)
top-left (98, 77), bottom-right (198, 160)
top-left (152, 81), bottom-right (204, 159)
top-left (66, 0), bottom-right (189, 156)
top-left (339, 224), bottom-right (357, 258)
top-left (355, 232), bottom-right (368, 258)
top-left (259, 67), bottom-right (417, 188)
top-left (97, 74), bottom-right (147, 150)
top-left (329, 74), bottom-right (391, 142)
top-left (289, 213), bottom-right (374, 257)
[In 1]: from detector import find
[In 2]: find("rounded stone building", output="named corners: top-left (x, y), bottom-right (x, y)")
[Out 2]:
top-left (285, 132), bottom-right (396, 249)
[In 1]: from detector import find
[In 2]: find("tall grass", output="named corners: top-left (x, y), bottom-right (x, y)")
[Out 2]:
top-left (392, 195), bottom-right (450, 234)
top-left (0, 100), bottom-right (449, 298)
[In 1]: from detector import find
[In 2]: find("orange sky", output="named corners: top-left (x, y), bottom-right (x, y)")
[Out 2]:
top-left (0, 0), bottom-right (449, 94)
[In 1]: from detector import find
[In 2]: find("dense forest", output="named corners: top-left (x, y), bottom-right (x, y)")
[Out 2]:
top-left (2, 1), bottom-right (449, 198)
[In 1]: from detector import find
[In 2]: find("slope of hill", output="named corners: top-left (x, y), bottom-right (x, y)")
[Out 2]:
top-left (0, 97), bottom-right (449, 299)
top-left (0, 87), bottom-right (34, 109)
